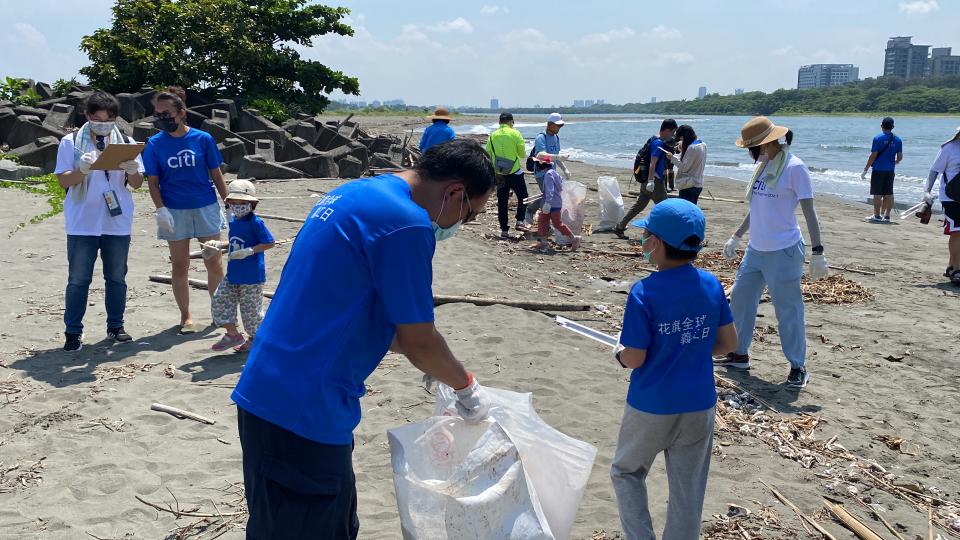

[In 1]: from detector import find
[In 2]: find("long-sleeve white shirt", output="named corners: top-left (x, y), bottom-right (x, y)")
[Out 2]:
top-left (667, 141), bottom-right (707, 190)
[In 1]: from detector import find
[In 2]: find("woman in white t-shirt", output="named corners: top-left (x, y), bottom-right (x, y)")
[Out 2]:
top-left (54, 91), bottom-right (145, 352)
top-left (714, 117), bottom-right (830, 389)
top-left (921, 127), bottom-right (960, 284)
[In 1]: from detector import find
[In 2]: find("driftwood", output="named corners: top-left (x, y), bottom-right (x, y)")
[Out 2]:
top-left (150, 403), bottom-right (215, 425)
top-left (762, 480), bottom-right (837, 539)
top-left (804, 260), bottom-right (877, 276)
top-left (134, 495), bottom-right (243, 518)
top-left (824, 500), bottom-right (884, 540)
top-left (189, 236), bottom-right (297, 259)
top-left (257, 213), bottom-right (306, 224)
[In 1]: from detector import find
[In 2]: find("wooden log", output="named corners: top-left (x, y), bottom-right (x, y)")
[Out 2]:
top-left (257, 213), bottom-right (306, 224)
top-left (824, 500), bottom-right (885, 540)
top-left (150, 403), bottom-right (215, 425)
top-left (762, 480), bottom-right (836, 539)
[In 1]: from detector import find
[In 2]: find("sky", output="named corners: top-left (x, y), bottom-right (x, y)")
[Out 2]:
top-left (3, 0), bottom-right (959, 108)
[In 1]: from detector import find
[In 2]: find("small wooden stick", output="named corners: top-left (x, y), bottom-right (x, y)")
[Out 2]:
top-left (929, 508), bottom-right (934, 540)
top-left (855, 497), bottom-right (906, 540)
top-left (737, 523), bottom-right (753, 540)
top-left (150, 403), bottom-right (215, 425)
top-left (134, 495), bottom-right (242, 518)
top-left (824, 500), bottom-right (884, 540)
top-left (762, 480), bottom-right (839, 538)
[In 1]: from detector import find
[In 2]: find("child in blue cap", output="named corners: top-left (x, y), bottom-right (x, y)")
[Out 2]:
top-left (610, 198), bottom-right (737, 540)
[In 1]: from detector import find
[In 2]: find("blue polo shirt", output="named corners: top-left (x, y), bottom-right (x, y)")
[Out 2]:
top-left (649, 137), bottom-right (667, 180)
top-left (419, 122), bottom-right (456, 153)
top-left (226, 214), bottom-right (274, 285)
top-left (871, 132), bottom-right (903, 172)
top-left (231, 175), bottom-right (436, 445)
top-left (619, 264), bottom-right (733, 415)
top-left (533, 132), bottom-right (561, 179)
top-left (143, 128), bottom-right (223, 209)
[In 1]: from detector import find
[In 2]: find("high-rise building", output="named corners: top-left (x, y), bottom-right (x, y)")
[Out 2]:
top-left (490, 98), bottom-right (499, 110)
top-left (650, 97), bottom-right (657, 104)
top-left (596, 99), bottom-right (605, 105)
top-left (797, 64), bottom-right (860, 89)
top-left (884, 36), bottom-right (930, 79)
top-left (584, 99), bottom-right (595, 107)
top-left (698, 86), bottom-right (707, 98)
top-left (734, 88), bottom-right (744, 95)
top-left (573, 99), bottom-right (586, 108)
top-left (930, 47), bottom-right (960, 77)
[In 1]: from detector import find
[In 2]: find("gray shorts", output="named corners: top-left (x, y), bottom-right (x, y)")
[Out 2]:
top-left (158, 202), bottom-right (225, 241)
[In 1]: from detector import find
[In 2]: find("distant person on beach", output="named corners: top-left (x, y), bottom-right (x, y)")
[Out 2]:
top-left (861, 116), bottom-right (903, 222)
top-left (922, 127), bottom-right (960, 285)
top-left (611, 199), bottom-right (737, 540)
top-left (143, 86), bottom-right (228, 335)
top-left (660, 124), bottom-right (707, 205)
top-left (418, 107), bottom-right (456, 153)
top-left (231, 139), bottom-right (493, 539)
top-left (614, 119), bottom-right (678, 238)
top-left (530, 152), bottom-right (581, 252)
top-left (54, 91), bottom-right (145, 351)
top-left (486, 112), bottom-right (530, 238)
top-left (525, 112), bottom-right (568, 225)
top-left (204, 180), bottom-right (275, 353)
top-left (717, 117), bottom-right (829, 389)
top-left (664, 135), bottom-right (678, 192)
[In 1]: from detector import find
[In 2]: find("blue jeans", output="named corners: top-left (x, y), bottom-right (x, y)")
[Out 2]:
top-left (730, 241), bottom-right (806, 368)
top-left (64, 234), bottom-right (131, 334)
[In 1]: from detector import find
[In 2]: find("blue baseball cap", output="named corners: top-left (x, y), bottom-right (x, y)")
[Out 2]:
top-left (631, 198), bottom-right (705, 252)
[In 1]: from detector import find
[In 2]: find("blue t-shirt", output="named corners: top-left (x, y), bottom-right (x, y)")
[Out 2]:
top-left (534, 132), bottom-right (561, 179)
top-left (226, 214), bottom-right (274, 285)
top-left (620, 264), bottom-right (733, 415)
top-left (649, 137), bottom-right (667, 179)
top-left (231, 175), bottom-right (436, 445)
top-left (143, 128), bottom-right (223, 210)
top-left (419, 122), bottom-right (456, 153)
top-left (871, 132), bottom-right (902, 172)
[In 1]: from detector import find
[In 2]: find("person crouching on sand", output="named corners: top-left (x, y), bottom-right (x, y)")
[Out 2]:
top-left (530, 152), bottom-right (581, 252)
top-left (611, 198), bottom-right (737, 540)
top-left (716, 117), bottom-right (829, 389)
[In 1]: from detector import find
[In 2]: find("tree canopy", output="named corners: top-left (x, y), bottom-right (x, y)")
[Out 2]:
top-left (80, 0), bottom-right (359, 112)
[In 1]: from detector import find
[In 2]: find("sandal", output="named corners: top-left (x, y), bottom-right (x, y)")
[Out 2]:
top-left (212, 332), bottom-right (245, 351)
top-left (945, 266), bottom-right (954, 278)
top-left (234, 337), bottom-right (254, 353)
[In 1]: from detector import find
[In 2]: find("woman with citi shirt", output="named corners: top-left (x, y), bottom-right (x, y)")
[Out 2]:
top-left (143, 86), bottom-right (229, 334)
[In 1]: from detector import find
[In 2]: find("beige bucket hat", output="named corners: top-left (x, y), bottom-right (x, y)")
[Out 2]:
top-left (735, 116), bottom-right (790, 148)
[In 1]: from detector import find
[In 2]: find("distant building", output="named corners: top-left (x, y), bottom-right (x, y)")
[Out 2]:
top-left (584, 99), bottom-right (595, 107)
top-left (490, 98), bottom-right (499, 110)
top-left (596, 99), bottom-right (605, 105)
top-left (797, 64), bottom-right (860, 89)
top-left (371, 100), bottom-right (382, 107)
top-left (884, 36), bottom-right (930, 79)
top-left (650, 97), bottom-right (657, 104)
top-left (384, 99), bottom-right (405, 107)
top-left (734, 88), bottom-right (744, 95)
top-left (357, 101), bottom-right (367, 108)
top-left (698, 86), bottom-right (707, 98)
top-left (930, 47), bottom-right (960, 77)
top-left (573, 99), bottom-right (585, 108)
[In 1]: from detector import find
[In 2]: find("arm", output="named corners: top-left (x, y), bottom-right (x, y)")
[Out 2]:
top-left (647, 156), bottom-right (659, 184)
top-left (799, 198), bottom-right (822, 248)
top-left (896, 152), bottom-right (903, 165)
top-left (147, 176), bottom-right (165, 209)
top-left (734, 213), bottom-right (750, 237)
top-left (712, 323), bottom-right (737, 356)
top-left (126, 171), bottom-right (145, 190)
top-left (863, 152), bottom-right (878, 172)
top-left (57, 170), bottom-right (85, 189)
top-left (394, 322), bottom-right (470, 389)
top-left (618, 347), bottom-right (647, 369)
top-left (54, 138), bottom-right (85, 189)
top-left (209, 167), bottom-right (228, 200)
top-left (515, 132), bottom-right (526, 164)
top-left (250, 241), bottom-right (275, 253)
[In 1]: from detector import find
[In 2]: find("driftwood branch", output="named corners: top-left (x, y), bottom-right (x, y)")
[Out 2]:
top-left (804, 260), bottom-right (877, 276)
top-left (134, 495), bottom-right (243, 518)
top-left (824, 500), bottom-right (884, 540)
top-left (150, 403), bottom-right (215, 425)
top-left (762, 480), bottom-right (836, 539)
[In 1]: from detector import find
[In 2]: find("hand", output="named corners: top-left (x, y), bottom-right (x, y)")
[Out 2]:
top-left (77, 152), bottom-right (97, 175)
top-left (645, 182), bottom-right (654, 192)
top-left (119, 160), bottom-right (140, 174)
top-left (200, 241), bottom-right (223, 259)
top-left (542, 202), bottom-right (552, 214)
top-left (229, 247), bottom-right (255, 260)
top-left (723, 235), bottom-right (742, 261)
top-left (922, 191), bottom-right (935, 206)
top-left (860, 170), bottom-right (867, 180)
top-left (156, 207), bottom-right (175, 234)
top-left (454, 373), bottom-right (489, 423)
top-left (809, 253), bottom-right (829, 281)
top-left (421, 373), bottom-right (436, 393)
top-left (613, 343), bottom-right (626, 367)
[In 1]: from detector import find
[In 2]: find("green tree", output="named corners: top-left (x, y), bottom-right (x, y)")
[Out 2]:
top-left (80, 0), bottom-right (359, 113)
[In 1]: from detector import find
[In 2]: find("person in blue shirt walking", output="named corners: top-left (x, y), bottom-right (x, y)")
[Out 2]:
top-left (230, 139), bottom-right (495, 539)
top-left (861, 116), bottom-right (903, 222)
top-left (143, 86), bottom-right (229, 334)
top-left (615, 119), bottom-right (678, 238)
top-left (525, 112), bottom-right (567, 224)
top-left (611, 199), bottom-right (737, 540)
top-left (418, 107), bottom-right (456, 153)
top-left (203, 180), bottom-right (275, 353)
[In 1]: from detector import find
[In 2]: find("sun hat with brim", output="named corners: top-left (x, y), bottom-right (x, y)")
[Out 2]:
top-left (428, 107), bottom-right (453, 121)
top-left (630, 198), bottom-right (705, 252)
top-left (226, 179), bottom-right (258, 202)
top-left (533, 151), bottom-right (553, 164)
top-left (735, 116), bottom-right (790, 148)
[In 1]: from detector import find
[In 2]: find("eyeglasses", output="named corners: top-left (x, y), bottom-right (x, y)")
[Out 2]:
top-left (462, 195), bottom-right (477, 224)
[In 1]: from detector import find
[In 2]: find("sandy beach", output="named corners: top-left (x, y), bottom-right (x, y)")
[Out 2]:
top-left (1, 115), bottom-right (959, 539)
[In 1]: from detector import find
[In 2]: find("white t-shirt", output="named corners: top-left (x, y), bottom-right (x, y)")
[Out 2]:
top-left (54, 134), bottom-right (145, 236)
top-left (747, 154), bottom-right (814, 252)
top-left (931, 140), bottom-right (960, 203)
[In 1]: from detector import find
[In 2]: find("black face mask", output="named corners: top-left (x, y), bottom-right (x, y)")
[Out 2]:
top-left (153, 117), bottom-right (179, 133)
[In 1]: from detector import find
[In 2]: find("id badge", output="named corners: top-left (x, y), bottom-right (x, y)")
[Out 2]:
top-left (103, 190), bottom-right (123, 217)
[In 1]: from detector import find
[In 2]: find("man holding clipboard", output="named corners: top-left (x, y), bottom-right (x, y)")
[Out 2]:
top-left (54, 91), bottom-right (145, 352)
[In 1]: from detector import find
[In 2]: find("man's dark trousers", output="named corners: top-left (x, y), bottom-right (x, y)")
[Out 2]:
top-left (496, 171), bottom-right (529, 231)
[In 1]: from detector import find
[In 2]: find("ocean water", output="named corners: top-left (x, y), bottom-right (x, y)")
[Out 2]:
top-left (455, 114), bottom-right (960, 204)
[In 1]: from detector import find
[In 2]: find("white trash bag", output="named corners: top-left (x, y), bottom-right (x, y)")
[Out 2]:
top-left (555, 180), bottom-right (587, 244)
top-left (387, 385), bottom-right (597, 540)
top-left (595, 176), bottom-right (624, 232)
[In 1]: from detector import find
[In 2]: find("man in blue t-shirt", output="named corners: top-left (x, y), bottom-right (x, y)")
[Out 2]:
top-left (231, 139), bottom-right (495, 539)
top-left (418, 107), bottom-right (456, 153)
top-left (524, 112), bottom-right (567, 224)
top-left (610, 199), bottom-right (737, 540)
top-left (862, 116), bottom-right (903, 222)
top-left (615, 118), bottom-right (678, 238)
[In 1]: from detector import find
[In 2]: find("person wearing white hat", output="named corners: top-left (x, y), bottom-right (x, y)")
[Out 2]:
top-left (524, 112), bottom-right (569, 224)
top-left (920, 126), bottom-right (960, 285)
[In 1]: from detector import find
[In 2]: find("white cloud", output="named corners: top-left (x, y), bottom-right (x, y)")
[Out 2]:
top-left (898, 0), bottom-right (939, 15)
top-left (480, 5), bottom-right (509, 15)
top-left (771, 46), bottom-right (794, 57)
top-left (661, 52), bottom-right (695, 65)
top-left (642, 25), bottom-right (682, 40)
top-left (426, 17), bottom-right (474, 34)
top-left (13, 23), bottom-right (47, 48)
top-left (580, 27), bottom-right (635, 45)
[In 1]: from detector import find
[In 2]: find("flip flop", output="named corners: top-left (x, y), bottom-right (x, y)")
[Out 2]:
top-left (178, 323), bottom-right (199, 335)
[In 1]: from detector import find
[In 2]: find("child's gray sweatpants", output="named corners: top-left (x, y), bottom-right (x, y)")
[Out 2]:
top-left (610, 404), bottom-right (715, 540)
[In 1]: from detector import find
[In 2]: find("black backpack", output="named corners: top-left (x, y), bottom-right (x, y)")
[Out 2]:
top-left (632, 136), bottom-right (659, 181)
top-left (525, 132), bottom-right (559, 173)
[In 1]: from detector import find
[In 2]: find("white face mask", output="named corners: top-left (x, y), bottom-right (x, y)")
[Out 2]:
top-left (89, 121), bottom-right (115, 136)
top-left (231, 203), bottom-right (253, 218)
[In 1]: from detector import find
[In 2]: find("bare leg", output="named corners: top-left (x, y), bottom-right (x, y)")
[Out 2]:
top-left (882, 195), bottom-right (894, 218)
top-left (949, 233), bottom-right (960, 270)
top-left (872, 195), bottom-right (881, 217)
top-left (167, 239), bottom-right (193, 326)
top-left (199, 234), bottom-right (224, 299)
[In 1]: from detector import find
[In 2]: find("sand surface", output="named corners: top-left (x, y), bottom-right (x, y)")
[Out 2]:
top-left (1, 117), bottom-right (958, 539)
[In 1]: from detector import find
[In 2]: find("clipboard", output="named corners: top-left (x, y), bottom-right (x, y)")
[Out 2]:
top-left (91, 143), bottom-right (145, 171)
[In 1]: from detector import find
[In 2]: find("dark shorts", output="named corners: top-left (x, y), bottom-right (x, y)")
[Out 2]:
top-left (870, 170), bottom-right (895, 196)
top-left (944, 201), bottom-right (960, 235)
top-left (238, 407), bottom-right (359, 540)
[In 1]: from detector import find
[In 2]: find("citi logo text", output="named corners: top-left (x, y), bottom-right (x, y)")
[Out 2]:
top-left (167, 150), bottom-right (198, 169)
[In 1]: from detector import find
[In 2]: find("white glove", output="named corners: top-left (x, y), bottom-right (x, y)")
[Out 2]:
top-left (723, 235), bottom-right (742, 261)
top-left (922, 191), bottom-right (935, 206)
top-left (454, 374), bottom-right (490, 423)
top-left (613, 343), bottom-right (626, 367)
top-left (809, 253), bottom-right (829, 281)
top-left (119, 160), bottom-right (140, 174)
top-left (200, 241), bottom-right (223, 259)
top-left (542, 202), bottom-right (552, 214)
top-left (645, 181), bottom-right (654, 192)
top-left (77, 152), bottom-right (97, 175)
top-left (156, 207), bottom-right (175, 234)
top-left (229, 247), bottom-right (255, 260)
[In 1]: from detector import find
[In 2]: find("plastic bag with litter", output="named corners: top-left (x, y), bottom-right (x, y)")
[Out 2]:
top-left (387, 385), bottom-right (597, 540)
top-left (595, 176), bottom-right (624, 232)
top-left (555, 180), bottom-right (587, 244)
